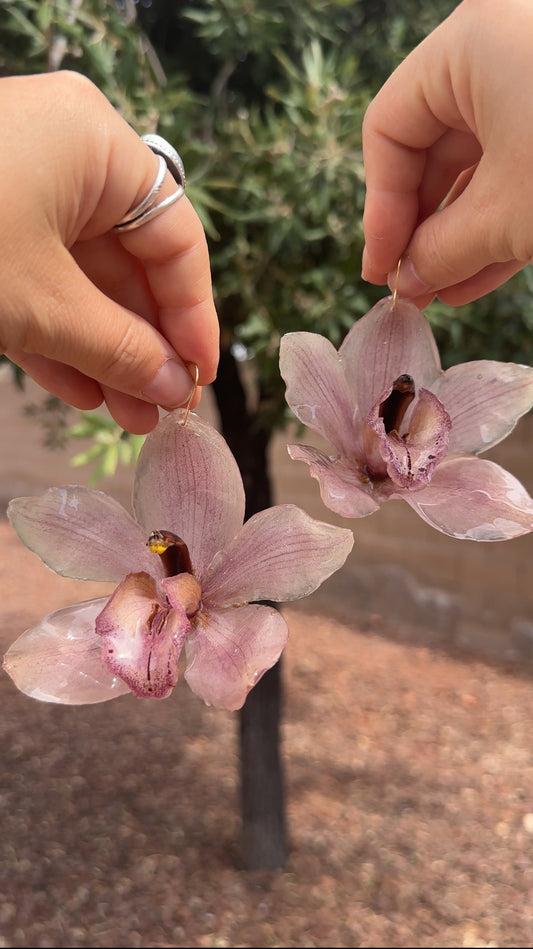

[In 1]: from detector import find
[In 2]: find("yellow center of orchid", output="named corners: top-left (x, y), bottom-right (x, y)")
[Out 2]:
top-left (147, 529), bottom-right (193, 577)
top-left (147, 531), bottom-right (173, 555)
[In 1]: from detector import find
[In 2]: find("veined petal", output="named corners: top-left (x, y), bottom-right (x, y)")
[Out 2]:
top-left (279, 332), bottom-right (360, 455)
top-left (202, 503), bottom-right (354, 606)
top-left (7, 487), bottom-right (158, 581)
top-left (133, 411), bottom-right (245, 579)
top-left (3, 598), bottom-right (130, 704)
top-left (184, 603), bottom-right (288, 711)
top-left (368, 388), bottom-right (451, 489)
top-left (431, 361), bottom-right (533, 454)
top-left (96, 572), bottom-right (189, 699)
top-left (287, 444), bottom-right (381, 518)
top-left (399, 456), bottom-right (533, 540)
top-left (339, 297), bottom-right (441, 417)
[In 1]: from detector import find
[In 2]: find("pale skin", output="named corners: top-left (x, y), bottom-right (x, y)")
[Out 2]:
top-left (0, 71), bottom-right (219, 434)
top-left (362, 0), bottom-right (533, 309)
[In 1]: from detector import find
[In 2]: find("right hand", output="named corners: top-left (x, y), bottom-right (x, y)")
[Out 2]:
top-left (361, 0), bottom-right (533, 307)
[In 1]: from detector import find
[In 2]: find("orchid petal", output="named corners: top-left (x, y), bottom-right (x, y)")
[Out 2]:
top-left (339, 297), bottom-right (441, 417)
top-left (368, 388), bottom-right (451, 489)
top-left (3, 598), bottom-right (130, 704)
top-left (202, 503), bottom-right (354, 606)
top-left (133, 411), bottom-right (245, 579)
top-left (7, 487), bottom-right (158, 581)
top-left (96, 572), bottom-right (189, 699)
top-left (431, 361), bottom-right (533, 454)
top-left (184, 603), bottom-right (288, 711)
top-left (287, 444), bottom-right (380, 518)
top-left (279, 332), bottom-right (360, 455)
top-left (399, 456), bottom-right (533, 540)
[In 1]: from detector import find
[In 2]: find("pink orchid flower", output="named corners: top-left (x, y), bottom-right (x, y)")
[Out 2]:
top-left (279, 296), bottom-right (533, 541)
top-left (4, 411), bottom-right (353, 710)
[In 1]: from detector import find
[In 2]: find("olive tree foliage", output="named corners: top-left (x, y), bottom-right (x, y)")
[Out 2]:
top-left (1, 0), bottom-right (531, 473)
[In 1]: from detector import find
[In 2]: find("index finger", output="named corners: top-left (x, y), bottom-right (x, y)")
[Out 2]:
top-left (362, 73), bottom-right (447, 283)
top-left (118, 190), bottom-right (219, 385)
top-left (361, 11), bottom-right (470, 285)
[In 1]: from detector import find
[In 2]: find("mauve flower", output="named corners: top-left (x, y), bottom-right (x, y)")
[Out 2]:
top-left (279, 296), bottom-right (533, 541)
top-left (4, 411), bottom-right (353, 710)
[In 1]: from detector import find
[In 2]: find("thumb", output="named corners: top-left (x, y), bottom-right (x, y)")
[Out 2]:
top-left (390, 166), bottom-right (528, 303)
top-left (12, 244), bottom-right (196, 410)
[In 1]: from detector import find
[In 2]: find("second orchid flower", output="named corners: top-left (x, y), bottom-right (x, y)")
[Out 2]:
top-left (280, 296), bottom-right (533, 541)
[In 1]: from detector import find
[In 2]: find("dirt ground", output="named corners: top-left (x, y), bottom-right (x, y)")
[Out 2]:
top-left (0, 517), bottom-right (532, 949)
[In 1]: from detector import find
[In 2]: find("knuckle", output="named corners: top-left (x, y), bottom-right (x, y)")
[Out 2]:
top-left (53, 70), bottom-right (101, 106)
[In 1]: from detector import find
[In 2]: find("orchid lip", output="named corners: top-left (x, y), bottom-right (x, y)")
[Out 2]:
top-left (379, 373), bottom-right (415, 434)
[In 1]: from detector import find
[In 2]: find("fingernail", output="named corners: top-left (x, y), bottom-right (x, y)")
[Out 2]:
top-left (387, 257), bottom-right (432, 298)
top-left (142, 358), bottom-right (194, 408)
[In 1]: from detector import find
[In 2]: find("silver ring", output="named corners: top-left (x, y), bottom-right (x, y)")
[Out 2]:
top-left (141, 134), bottom-right (186, 189)
top-left (114, 135), bottom-right (186, 232)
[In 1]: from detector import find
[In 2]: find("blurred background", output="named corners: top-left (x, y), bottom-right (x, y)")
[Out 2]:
top-left (1, 2), bottom-right (532, 947)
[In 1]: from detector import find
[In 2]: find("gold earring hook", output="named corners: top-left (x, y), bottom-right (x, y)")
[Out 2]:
top-left (182, 364), bottom-right (199, 426)
top-left (392, 258), bottom-right (402, 310)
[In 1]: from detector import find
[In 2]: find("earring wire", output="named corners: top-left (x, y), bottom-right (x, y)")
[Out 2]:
top-left (392, 258), bottom-right (402, 309)
top-left (182, 364), bottom-right (199, 426)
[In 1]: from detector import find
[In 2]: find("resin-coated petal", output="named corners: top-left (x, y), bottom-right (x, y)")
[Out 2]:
top-left (3, 598), bottom-right (130, 704)
top-left (287, 444), bottom-right (381, 518)
top-left (431, 361), bottom-right (533, 454)
top-left (339, 297), bottom-right (441, 417)
top-left (96, 572), bottom-right (189, 699)
top-left (7, 487), bottom-right (158, 582)
top-left (134, 411), bottom-right (246, 578)
top-left (202, 503), bottom-right (354, 607)
top-left (279, 332), bottom-right (360, 456)
top-left (184, 603), bottom-right (288, 711)
top-left (399, 456), bottom-right (533, 540)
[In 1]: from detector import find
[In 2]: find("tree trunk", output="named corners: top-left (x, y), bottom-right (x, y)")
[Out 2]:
top-left (211, 346), bottom-right (288, 870)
